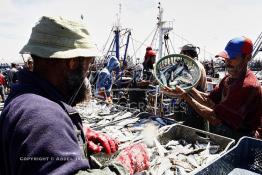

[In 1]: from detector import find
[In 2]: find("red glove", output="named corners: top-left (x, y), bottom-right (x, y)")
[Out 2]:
top-left (115, 143), bottom-right (150, 175)
top-left (85, 128), bottom-right (118, 154)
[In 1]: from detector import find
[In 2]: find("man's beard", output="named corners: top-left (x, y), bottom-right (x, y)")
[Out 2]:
top-left (65, 64), bottom-right (91, 106)
top-left (225, 63), bottom-right (246, 79)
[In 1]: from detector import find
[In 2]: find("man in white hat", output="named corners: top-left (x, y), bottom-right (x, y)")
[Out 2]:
top-left (0, 16), bottom-right (149, 175)
top-left (180, 44), bottom-right (208, 131)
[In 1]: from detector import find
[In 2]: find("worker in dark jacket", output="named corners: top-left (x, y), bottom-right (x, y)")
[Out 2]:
top-left (0, 16), bottom-right (149, 175)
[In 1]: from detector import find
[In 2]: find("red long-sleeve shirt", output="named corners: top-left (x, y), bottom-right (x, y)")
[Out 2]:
top-left (0, 73), bottom-right (6, 85)
top-left (209, 70), bottom-right (262, 132)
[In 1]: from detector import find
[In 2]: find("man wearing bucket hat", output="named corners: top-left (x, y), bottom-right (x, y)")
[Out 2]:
top-left (0, 16), bottom-right (149, 175)
top-left (164, 36), bottom-right (262, 140)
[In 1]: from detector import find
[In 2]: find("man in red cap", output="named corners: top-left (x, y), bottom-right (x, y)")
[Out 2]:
top-left (163, 36), bottom-right (262, 140)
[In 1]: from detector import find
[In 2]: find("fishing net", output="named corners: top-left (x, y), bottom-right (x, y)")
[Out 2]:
top-left (154, 54), bottom-right (201, 91)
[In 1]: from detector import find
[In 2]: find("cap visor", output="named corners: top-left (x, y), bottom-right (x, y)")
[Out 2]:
top-left (215, 51), bottom-right (229, 59)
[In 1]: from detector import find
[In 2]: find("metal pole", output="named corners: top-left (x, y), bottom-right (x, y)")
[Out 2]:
top-left (154, 85), bottom-right (159, 115)
top-left (158, 7), bottom-right (163, 61)
top-left (115, 29), bottom-right (120, 60)
top-left (123, 30), bottom-right (131, 64)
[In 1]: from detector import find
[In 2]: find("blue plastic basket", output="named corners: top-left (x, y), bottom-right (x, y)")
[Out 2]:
top-left (194, 137), bottom-right (262, 175)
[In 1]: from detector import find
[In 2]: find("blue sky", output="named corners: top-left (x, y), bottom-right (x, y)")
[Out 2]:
top-left (0, 0), bottom-right (261, 63)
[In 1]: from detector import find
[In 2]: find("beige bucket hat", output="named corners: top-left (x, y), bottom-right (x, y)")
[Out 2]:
top-left (20, 16), bottom-right (99, 58)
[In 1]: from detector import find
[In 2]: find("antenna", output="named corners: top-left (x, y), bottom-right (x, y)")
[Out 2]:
top-left (156, 2), bottom-right (173, 60)
top-left (116, 3), bottom-right (122, 29)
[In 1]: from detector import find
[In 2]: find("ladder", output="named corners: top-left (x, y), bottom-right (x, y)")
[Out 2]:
top-left (252, 32), bottom-right (262, 59)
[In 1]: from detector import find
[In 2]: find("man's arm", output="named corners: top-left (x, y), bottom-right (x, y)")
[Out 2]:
top-left (162, 86), bottom-right (219, 125)
top-left (189, 87), bottom-right (215, 108)
top-left (182, 93), bottom-right (220, 125)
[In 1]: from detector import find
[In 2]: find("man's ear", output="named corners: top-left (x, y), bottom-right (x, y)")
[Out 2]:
top-left (67, 59), bottom-right (79, 70)
top-left (245, 54), bottom-right (252, 62)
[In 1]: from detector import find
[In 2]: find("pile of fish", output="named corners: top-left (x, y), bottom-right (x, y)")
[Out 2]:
top-left (147, 138), bottom-right (221, 175)
top-left (156, 56), bottom-right (200, 90)
top-left (75, 99), bottom-right (139, 129)
top-left (75, 100), bottom-right (227, 175)
top-left (89, 123), bottom-right (222, 175)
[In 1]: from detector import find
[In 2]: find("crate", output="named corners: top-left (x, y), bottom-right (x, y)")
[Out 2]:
top-left (194, 136), bottom-right (262, 175)
top-left (158, 124), bottom-right (235, 154)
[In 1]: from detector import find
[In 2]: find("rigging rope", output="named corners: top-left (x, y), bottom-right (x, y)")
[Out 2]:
top-left (131, 27), bottom-right (157, 59)
top-left (150, 27), bottom-right (159, 47)
top-left (164, 34), bottom-right (170, 55)
top-left (170, 30), bottom-right (215, 58)
top-left (131, 36), bottom-right (137, 61)
top-left (102, 28), bottom-right (114, 55)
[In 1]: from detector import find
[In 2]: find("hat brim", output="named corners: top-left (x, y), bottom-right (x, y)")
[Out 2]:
top-left (20, 44), bottom-right (101, 59)
top-left (215, 51), bottom-right (229, 59)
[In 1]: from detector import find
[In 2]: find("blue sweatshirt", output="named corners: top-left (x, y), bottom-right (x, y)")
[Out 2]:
top-left (95, 56), bottom-right (120, 97)
top-left (0, 70), bottom-right (127, 175)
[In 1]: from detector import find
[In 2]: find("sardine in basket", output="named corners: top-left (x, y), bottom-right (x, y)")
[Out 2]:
top-left (154, 54), bottom-right (201, 91)
top-left (194, 136), bottom-right (262, 175)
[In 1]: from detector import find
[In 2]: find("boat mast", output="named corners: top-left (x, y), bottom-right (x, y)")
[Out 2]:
top-left (157, 2), bottom-right (173, 60)
top-left (114, 3), bottom-right (121, 60)
top-left (157, 3), bottom-right (164, 60)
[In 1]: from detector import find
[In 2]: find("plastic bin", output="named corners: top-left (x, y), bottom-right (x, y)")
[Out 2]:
top-left (158, 124), bottom-right (235, 154)
top-left (194, 136), bottom-right (262, 175)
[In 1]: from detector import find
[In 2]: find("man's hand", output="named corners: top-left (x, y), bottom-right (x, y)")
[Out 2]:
top-left (161, 86), bottom-right (187, 99)
top-left (85, 128), bottom-right (118, 154)
top-left (105, 96), bottom-right (113, 104)
top-left (115, 143), bottom-right (150, 175)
